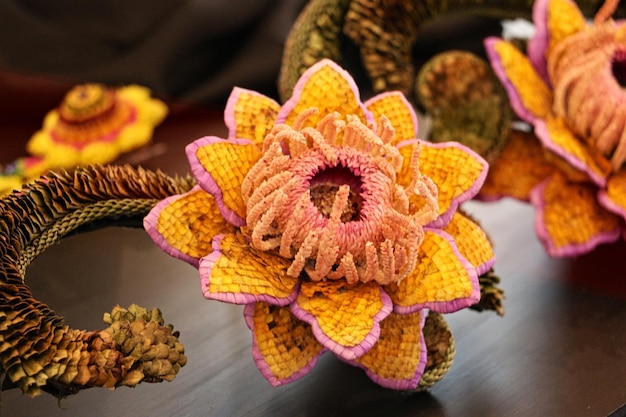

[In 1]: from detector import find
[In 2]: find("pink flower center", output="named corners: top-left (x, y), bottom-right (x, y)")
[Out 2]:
top-left (550, 24), bottom-right (626, 172)
top-left (241, 110), bottom-right (438, 285)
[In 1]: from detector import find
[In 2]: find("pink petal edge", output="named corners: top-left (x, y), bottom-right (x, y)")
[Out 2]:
top-left (529, 179), bottom-right (622, 257)
top-left (364, 91), bottom-right (419, 138)
top-left (243, 304), bottom-right (326, 387)
top-left (393, 228), bottom-right (481, 315)
top-left (143, 190), bottom-right (201, 268)
top-left (289, 287), bottom-right (393, 361)
top-left (341, 311), bottom-right (428, 390)
top-left (598, 189), bottom-right (626, 221)
top-left (224, 87), bottom-right (279, 140)
top-left (534, 120), bottom-right (607, 187)
top-left (398, 139), bottom-right (489, 229)
top-left (199, 234), bottom-right (298, 306)
top-left (484, 37), bottom-right (539, 125)
top-left (275, 59), bottom-right (374, 126)
top-left (526, 0), bottom-right (551, 84)
top-left (185, 137), bottom-right (250, 227)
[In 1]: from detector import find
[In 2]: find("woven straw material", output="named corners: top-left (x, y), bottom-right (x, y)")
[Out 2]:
top-left (471, 270), bottom-right (505, 316)
top-left (536, 173), bottom-right (621, 250)
top-left (1, 84), bottom-right (167, 197)
top-left (154, 187), bottom-right (236, 262)
top-left (443, 211), bottom-right (494, 273)
top-left (278, 0), bottom-right (622, 102)
top-left (194, 141), bottom-right (262, 220)
top-left (227, 88), bottom-right (281, 147)
top-left (27, 84), bottom-right (167, 166)
top-left (479, 130), bottom-right (557, 200)
top-left (397, 142), bottom-right (487, 223)
top-left (146, 59), bottom-right (496, 390)
top-left (247, 302), bottom-right (324, 383)
top-left (489, 39), bottom-right (553, 121)
top-left (415, 312), bottom-right (455, 391)
top-left (352, 311), bottom-right (425, 386)
top-left (386, 230), bottom-right (477, 312)
top-left (246, 304), bottom-right (456, 390)
top-left (0, 165), bottom-right (192, 397)
top-left (203, 233), bottom-right (297, 302)
top-left (281, 63), bottom-right (368, 128)
top-left (483, 0), bottom-right (626, 256)
top-left (296, 280), bottom-right (388, 350)
top-left (415, 51), bottom-right (511, 164)
top-left (605, 170), bottom-right (626, 210)
top-left (278, 0), bottom-right (351, 101)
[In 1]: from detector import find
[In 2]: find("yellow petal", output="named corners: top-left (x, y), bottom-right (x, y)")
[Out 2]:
top-left (351, 311), bottom-right (425, 390)
top-left (245, 303), bottom-right (324, 386)
top-left (201, 233), bottom-right (298, 305)
top-left (546, 0), bottom-right (587, 48)
top-left (292, 280), bottom-right (392, 360)
top-left (538, 116), bottom-right (610, 186)
top-left (386, 229), bottom-right (479, 313)
top-left (601, 169), bottom-right (626, 217)
top-left (279, 60), bottom-right (368, 128)
top-left (225, 88), bottom-right (281, 148)
top-left (365, 92), bottom-right (417, 145)
top-left (486, 38), bottom-right (553, 121)
top-left (531, 173), bottom-right (622, 256)
top-left (190, 138), bottom-right (262, 224)
top-left (147, 186), bottom-right (236, 264)
top-left (479, 130), bottom-right (557, 201)
top-left (399, 141), bottom-right (487, 225)
top-left (443, 212), bottom-right (495, 274)
top-left (118, 84), bottom-right (168, 128)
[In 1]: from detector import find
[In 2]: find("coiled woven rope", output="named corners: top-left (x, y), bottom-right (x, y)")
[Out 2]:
top-left (0, 165), bottom-right (193, 397)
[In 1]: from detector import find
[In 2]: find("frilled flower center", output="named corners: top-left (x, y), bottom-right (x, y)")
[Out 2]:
top-left (241, 110), bottom-right (439, 286)
top-left (52, 83), bottom-right (135, 147)
top-left (549, 24), bottom-right (626, 171)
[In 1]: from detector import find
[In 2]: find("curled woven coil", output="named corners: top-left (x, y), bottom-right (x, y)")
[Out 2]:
top-left (0, 165), bottom-right (193, 397)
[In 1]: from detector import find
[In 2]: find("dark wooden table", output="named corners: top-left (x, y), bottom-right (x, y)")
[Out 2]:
top-left (1, 69), bottom-right (625, 417)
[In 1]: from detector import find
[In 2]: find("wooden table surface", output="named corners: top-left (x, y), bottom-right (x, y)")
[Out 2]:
top-left (1, 69), bottom-right (625, 417)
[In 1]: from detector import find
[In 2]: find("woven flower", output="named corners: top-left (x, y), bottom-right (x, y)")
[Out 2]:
top-left (145, 59), bottom-right (493, 390)
top-left (482, 0), bottom-right (626, 257)
top-left (1, 83), bottom-right (167, 196)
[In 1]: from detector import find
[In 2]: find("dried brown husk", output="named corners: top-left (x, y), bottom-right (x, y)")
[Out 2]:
top-left (0, 165), bottom-right (193, 397)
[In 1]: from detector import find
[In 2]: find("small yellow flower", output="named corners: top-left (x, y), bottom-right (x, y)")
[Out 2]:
top-left (145, 60), bottom-right (494, 389)
top-left (483, 0), bottom-right (626, 256)
top-left (1, 83), bottom-right (167, 195)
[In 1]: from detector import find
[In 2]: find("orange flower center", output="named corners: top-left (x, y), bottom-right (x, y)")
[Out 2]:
top-left (51, 84), bottom-right (135, 148)
top-left (241, 110), bottom-right (438, 285)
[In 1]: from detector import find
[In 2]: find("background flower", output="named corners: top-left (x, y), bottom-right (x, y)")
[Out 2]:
top-left (482, 0), bottom-right (626, 257)
top-left (1, 83), bottom-right (167, 196)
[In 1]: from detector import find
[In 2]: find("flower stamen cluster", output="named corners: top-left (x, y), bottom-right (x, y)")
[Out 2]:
top-left (241, 110), bottom-right (439, 285)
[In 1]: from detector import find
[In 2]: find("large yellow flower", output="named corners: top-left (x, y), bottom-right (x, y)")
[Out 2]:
top-left (483, 0), bottom-right (626, 256)
top-left (1, 83), bottom-right (166, 195)
top-left (144, 60), bottom-right (494, 389)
